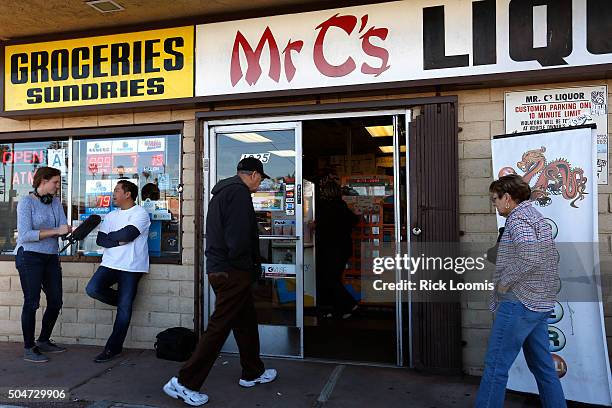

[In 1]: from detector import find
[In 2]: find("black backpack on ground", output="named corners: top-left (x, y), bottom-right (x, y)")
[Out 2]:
top-left (154, 327), bottom-right (197, 362)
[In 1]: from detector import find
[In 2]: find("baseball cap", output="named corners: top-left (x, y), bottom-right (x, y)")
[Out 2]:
top-left (237, 157), bottom-right (270, 179)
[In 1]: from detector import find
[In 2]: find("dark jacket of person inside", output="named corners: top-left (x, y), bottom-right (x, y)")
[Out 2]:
top-left (315, 177), bottom-right (359, 318)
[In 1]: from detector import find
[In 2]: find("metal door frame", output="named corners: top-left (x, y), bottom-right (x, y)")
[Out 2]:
top-left (204, 121), bottom-right (304, 358)
top-left (202, 109), bottom-right (410, 365)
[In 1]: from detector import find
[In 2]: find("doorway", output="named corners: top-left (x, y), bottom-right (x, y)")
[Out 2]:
top-left (204, 111), bottom-right (408, 364)
top-left (301, 115), bottom-right (405, 364)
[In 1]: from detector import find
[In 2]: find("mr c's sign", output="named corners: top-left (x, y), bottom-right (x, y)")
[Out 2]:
top-left (195, 0), bottom-right (612, 97)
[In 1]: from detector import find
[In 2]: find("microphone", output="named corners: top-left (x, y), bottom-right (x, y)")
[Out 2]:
top-left (59, 214), bottom-right (102, 253)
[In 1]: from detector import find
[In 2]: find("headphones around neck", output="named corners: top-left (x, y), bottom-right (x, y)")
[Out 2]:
top-left (33, 189), bottom-right (54, 205)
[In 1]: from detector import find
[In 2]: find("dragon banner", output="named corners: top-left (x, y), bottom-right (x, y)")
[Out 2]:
top-left (492, 126), bottom-right (612, 406)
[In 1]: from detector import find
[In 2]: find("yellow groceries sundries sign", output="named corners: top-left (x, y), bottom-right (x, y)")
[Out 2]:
top-left (4, 26), bottom-right (194, 111)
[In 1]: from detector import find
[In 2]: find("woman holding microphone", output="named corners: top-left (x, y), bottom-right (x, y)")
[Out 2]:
top-left (15, 166), bottom-right (71, 363)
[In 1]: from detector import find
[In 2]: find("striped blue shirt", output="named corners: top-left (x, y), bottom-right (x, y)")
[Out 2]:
top-left (15, 195), bottom-right (67, 255)
top-left (490, 200), bottom-right (558, 312)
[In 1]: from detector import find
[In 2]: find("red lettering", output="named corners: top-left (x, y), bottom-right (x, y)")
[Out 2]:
top-left (32, 150), bottom-right (43, 164)
top-left (314, 14), bottom-right (358, 77)
top-left (231, 27), bottom-right (281, 86)
top-left (23, 151), bottom-right (32, 163)
top-left (14, 151), bottom-right (23, 163)
top-left (360, 26), bottom-right (390, 77)
top-left (282, 39), bottom-right (304, 82)
top-left (3, 152), bottom-right (12, 163)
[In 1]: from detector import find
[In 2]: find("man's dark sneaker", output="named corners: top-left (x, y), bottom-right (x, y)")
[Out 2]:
top-left (94, 349), bottom-right (120, 363)
top-left (24, 346), bottom-right (49, 363)
top-left (36, 339), bottom-right (67, 354)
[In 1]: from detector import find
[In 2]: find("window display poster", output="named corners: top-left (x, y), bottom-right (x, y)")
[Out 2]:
top-left (505, 86), bottom-right (608, 184)
top-left (47, 149), bottom-right (66, 174)
top-left (85, 179), bottom-right (112, 214)
top-left (111, 140), bottom-right (138, 154)
top-left (138, 138), bottom-right (165, 153)
top-left (87, 141), bottom-right (112, 155)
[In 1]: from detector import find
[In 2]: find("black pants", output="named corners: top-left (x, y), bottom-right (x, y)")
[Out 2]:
top-left (15, 247), bottom-right (63, 349)
top-left (178, 270), bottom-right (264, 391)
top-left (317, 253), bottom-right (356, 316)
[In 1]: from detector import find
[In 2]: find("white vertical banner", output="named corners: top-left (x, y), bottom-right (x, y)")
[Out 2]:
top-left (491, 126), bottom-right (612, 405)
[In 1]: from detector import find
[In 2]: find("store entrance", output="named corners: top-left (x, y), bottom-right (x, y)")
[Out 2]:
top-left (205, 110), bottom-right (410, 365)
top-left (301, 115), bottom-right (404, 364)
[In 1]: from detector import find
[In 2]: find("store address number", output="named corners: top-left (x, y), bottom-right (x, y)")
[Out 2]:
top-left (240, 153), bottom-right (270, 163)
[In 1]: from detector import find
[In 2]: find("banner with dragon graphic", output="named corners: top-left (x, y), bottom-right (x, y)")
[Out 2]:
top-left (491, 126), bottom-right (612, 405)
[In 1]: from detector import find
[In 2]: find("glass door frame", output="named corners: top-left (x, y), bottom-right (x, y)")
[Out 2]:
top-left (204, 121), bottom-right (304, 358)
top-left (202, 109), bottom-right (411, 365)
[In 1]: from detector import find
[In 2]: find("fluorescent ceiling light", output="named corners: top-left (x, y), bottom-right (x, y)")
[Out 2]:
top-left (225, 133), bottom-right (272, 143)
top-left (269, 150), bottom-right (296, 157)
top-left (86, 0), bottom-right (124, 13)
top-left (366, 125), bottom-right (394, 137)
top-left (379, 146), bottom-right (406, 153)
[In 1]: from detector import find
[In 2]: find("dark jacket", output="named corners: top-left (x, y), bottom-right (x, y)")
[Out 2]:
top-left (205, 175), bottom-right (260, 277)
top-left (315, 198), bottom-right (359, 262)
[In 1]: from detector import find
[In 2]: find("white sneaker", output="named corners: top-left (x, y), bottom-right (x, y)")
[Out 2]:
top-left (239, 368), bottom-right (278, 388)
top-left (163, 377), bottom-right (209, 406)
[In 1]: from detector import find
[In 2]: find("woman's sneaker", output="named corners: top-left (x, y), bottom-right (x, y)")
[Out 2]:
top-left (239, 369), bottom-right (278, 388)
top-left (36, 339), bottom-right (66, 353)
top-left (163, 377), bottom-right (209, 406)
top-left (24, 346), bottom-right (49, 363)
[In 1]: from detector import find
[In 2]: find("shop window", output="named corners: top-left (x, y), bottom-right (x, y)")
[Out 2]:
top-left (70, 134), bottom-right (182, 260)
top-left (0, 140), bottom-right (69, 255)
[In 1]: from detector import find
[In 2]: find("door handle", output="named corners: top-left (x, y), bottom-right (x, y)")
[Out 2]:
top-left (411, 227), bottom-right (422, 236)
top-left (259, 235), bottom-right (300, 241)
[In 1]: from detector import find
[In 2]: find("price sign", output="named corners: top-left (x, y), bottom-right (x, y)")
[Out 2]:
top-left (87, 155), bottom-right (112, 175)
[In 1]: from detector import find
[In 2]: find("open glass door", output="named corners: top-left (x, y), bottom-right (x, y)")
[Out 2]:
top-left (206, 122), bottom-right (304, 357)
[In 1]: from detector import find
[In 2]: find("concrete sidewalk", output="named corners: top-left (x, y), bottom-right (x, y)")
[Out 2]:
top-left (0, 342), bottom-right (566, 407)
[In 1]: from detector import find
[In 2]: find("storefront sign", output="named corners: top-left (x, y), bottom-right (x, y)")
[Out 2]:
top-left (505, 85), bottom-right (608, 184)
top-left (195, 0), bottom-right (612, 97)
top-left (4, 26), bottom-right (194, 111)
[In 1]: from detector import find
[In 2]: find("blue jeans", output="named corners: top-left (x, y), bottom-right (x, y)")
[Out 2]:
top-left (15, 247), bottom-right (63, 349)
top-left (86, 266), bottom-right (144, 354)
top-left (475, 301), bottom-right (566, 407)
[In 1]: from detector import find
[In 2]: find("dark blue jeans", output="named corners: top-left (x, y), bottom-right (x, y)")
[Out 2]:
top-left (475, 301), bottom-right (566, 408)
top-left (86, 266), bottom-right (144, 354)
top-left (15, 247), bottom-right (63, 349)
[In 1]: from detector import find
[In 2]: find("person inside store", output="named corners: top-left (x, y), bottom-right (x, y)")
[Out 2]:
top-left (163, 157), bottom-right (277, 407)
top-left (141, 182), bottom-right (161, 201)
top-left (15, 166), bottom-right (72, 363)
top-left (475, 174), bottom-right (566, 407)
top-left (85, 180), bottom-right (151, 363)
top-left (315, 175), bottom-right (359, 319)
